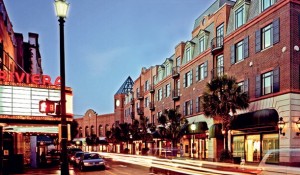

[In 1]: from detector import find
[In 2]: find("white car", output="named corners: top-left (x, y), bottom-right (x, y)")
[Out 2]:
top-left (79, 152), bottom-right (106, 171)
top-left (258, 148), bottom-right (300, 175)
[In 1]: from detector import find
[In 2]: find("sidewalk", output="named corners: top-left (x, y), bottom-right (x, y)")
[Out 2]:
top-left (10, 165), bottom-right (76, 175)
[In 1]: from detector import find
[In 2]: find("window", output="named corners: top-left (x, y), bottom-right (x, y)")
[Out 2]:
top-left (255, 19), bottom-right (280, 53)
top-left (199, 36), bottom-right (205, 53)
top-left (238, 82), bottom-right (245, 93)
top-left (262, 0), bottom-right (274, 11)
top-left (231, 36), bottom-right (249, 64)
top-left (262, 24), bottom-right (272, 49)
top-left (196, 61), bottom-right (208, 81)
top-left (186, 47), bottom-right (192, 62)
top-left (99, 125), bottom-right (103, 137)
top-left (235, 6), bottom-right (244, 29)
top-left (262, 71), bottom-right (273, 95)
top-left (145, 97), bottom-right (149, 107)
top-left (255, 67), bottom-right (280, 97)
top-left (236, 41), bottom-right (244, 62)
top-left (165, 64), bottom-right (170, 76)
top-left (145, 80), bottom-right (149, 91)
top-left (153, 75), bottom-right (157, 85)
top-left (196, 96), bottom-right (203, 113)
top-left (184, 70), bottom-right (193, 87)
top-left (176, 57), bottom-right (181, 67)
top-left (158, 69), bottom-right (163, 81)
top-left (183, 100), bottom-right (193, 116)
top-left (158, 88), bottom-right (163, 101)
top-left (217, 55), bottom-right (224, 76)
top-left (165, 84), bottom-right (171, 97)
top-left (216, 23), bottom-right (224, 47)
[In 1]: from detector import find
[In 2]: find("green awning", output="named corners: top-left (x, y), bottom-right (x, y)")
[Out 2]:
top-left (209, 123), bottom-right (223, 139)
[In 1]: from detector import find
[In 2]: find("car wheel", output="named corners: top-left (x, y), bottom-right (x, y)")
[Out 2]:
top-left (79, 164), bottom-right (85, 171)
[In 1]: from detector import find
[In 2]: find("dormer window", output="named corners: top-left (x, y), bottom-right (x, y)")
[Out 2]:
top-left (262, 0), bottom-right (275, 12)
top-left (165, 64), bottom-right (170, 76)
top-left (199, 37), bottom-right (205, 53)
top-left (235, 6), bottom-right (244, 29)
top-left (186, 47), bottom-right (191, 62)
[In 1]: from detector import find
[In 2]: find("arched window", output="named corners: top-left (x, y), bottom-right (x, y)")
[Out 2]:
top-left (79, 127), bottom-right (83, 137)
top-left (99, 125), bottom-right (103, 137)
top-left (105, 124), bottom-right (110, 136)
top-left (91, 125), bottom-right (95, 136)
top-left (85, 126), bottom-right (89, 137)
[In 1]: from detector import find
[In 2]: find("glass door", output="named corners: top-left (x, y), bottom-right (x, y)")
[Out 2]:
top-left (246, 135), bottom-right (261, 162)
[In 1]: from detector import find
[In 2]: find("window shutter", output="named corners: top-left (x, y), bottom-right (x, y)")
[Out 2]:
top-left (190, 100), bottom-right (193, 115)
top-left (273, 18), bottom-right (280, 44)
top-left (230, 45), bottom-right (235, 65)
top-left (255, 29), bottom-right (261, 53)
top-left (183, 102), bottom-right (186, 116)
top-left (204, 61), bottom-right (208, 78)
top-left (195, 97), bottom-right (199, 113)
top-left (195, 66), bottom-right (199, 81)
top-left (273, 67), bottom-right (280, 93)
top-left (244, 78), bottom-right (249, 95)
top-left (163, 87), bottom-right (166, 98)
top-left (243, 36), bottom-right (249, 58)
top-left (255, 75), bottom-right (261, 98)
top-left (183, 73), bottom-right (186, 87)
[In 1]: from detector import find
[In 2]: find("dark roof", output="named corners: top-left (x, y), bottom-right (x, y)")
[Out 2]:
top-left (115, 76), bottom-right (134, 95)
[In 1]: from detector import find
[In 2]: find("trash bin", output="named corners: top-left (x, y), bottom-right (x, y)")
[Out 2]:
top-left (233, 157), bottom-right (241, 164)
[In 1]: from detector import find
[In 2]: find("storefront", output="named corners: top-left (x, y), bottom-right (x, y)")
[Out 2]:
top-left (230, 109), bottom-right (279, 163)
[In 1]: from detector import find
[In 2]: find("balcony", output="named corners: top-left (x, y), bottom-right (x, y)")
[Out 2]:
top-left (172, 88), bottom-right (180, 101)
top-left (136, 91), bottom-right (144, 100)
top-left (172, 66), bottom-right (180, 78)
top-left (211, 36), bottom-right (223, 55)
top-left (149, 84), bottom-right (155, 93)
top-left (149, 102), bottom-right (155, 111)
top-left (130, 98), bottom-right (135, 105)
top-left (137, 107), bottom-right (144, 115)
top-left (211, 66), bottom-right (224, 79)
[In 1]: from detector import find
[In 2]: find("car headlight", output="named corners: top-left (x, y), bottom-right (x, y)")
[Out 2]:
top-left (84, 162), bottom-right (89, 166)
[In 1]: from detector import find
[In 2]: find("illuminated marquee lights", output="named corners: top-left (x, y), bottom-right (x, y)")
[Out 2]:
top-left (0, 70), bottom-right (61, 86)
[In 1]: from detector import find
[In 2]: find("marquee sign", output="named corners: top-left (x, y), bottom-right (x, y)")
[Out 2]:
top-left (0, 70), bottom-right (61, 86)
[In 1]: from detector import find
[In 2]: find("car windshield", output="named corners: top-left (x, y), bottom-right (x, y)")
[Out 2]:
top-left (75, 152), bottom-right (84, 157)
top-left (83, 153), bottom-right (100, 160)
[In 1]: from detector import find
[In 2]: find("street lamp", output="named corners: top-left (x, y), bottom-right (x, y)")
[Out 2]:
top-left (54, 0), bottom-right (69, 175)
top-left (190, 122), bottom-right (196, 157)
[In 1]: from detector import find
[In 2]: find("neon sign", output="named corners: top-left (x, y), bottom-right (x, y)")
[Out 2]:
top-left (0, 71), bottom-right (60, 86)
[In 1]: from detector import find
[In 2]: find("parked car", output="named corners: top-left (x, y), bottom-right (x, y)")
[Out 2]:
top-left (46, 149), bottom-right (61, 165)
top-left (257, 148), bottom-right (300, 175)
top-left (78, 152), bottom-right (106, 171)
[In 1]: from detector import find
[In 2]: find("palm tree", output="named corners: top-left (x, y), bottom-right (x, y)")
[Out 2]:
top-left (158, 109), bottom-right (188, 155)
top-left (202, 75), bottom-right (249, 157)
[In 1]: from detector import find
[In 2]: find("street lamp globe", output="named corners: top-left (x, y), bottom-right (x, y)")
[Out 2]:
top-left (54, 0), bottom-right (69, 18)
top-left (191, 122), bottom-right (196, 131)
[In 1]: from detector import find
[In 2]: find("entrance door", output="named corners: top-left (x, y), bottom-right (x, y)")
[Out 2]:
top-left (199, 139), bottom-right (206, 159)
top-left (246, 135), bottom-right (260, 162)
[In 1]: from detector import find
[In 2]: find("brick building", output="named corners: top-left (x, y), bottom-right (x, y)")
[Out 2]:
top-left (76, 0), bottom-right (300, 162)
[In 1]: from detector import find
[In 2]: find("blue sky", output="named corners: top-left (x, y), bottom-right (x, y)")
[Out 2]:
top-left (4, 0), bottom-right (212, 117)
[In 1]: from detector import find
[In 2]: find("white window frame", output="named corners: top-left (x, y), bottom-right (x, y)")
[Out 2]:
top-left (262, 24), bottom-right (273, 50)
top-left (235, 41), bottom-right (244, 62)
top-left (235, 6), bottom-right (244, 29)
top-left (186, 47), bottom-right (191, 62)
top-left (262, 71), bottom-right (273, 95)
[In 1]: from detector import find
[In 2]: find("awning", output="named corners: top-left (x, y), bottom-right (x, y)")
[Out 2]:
top-left (209, 123), bottom-right (223, 139)
top-left (230, 109), bottom-right (279, 131)
top-left (184, 122), bottom-right (208, 135)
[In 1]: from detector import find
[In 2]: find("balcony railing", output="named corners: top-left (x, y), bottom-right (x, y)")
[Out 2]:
top-left (130, 98), bottom-right (135, 105)
top-left (172, 66), bottom-right (180, 78)
top-left (211, 66), bottom-right (224, 79)
top-left (137, 107), bottom-right (144, 115)
top-left (149, 84), bottom-right (155, 93)
top-left (211, 36), bottom-right (224, 54)
top-left (149, 102), bottom-right (155, 111)
top-left (136, 91), bottom-right (144, 100)
top-left (172, 88), bottom-right (180, 100)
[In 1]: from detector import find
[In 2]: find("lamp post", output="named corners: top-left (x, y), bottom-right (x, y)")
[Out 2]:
top-left (190, 122), bottom-right (196, 158)
top-left (54, 1), bottom-right (69, 175)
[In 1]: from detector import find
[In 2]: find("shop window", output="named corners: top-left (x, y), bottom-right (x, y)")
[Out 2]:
top-left (262, 133), bottom-right (279, 163)
top-left (232, 136), bottom-right (245, 159)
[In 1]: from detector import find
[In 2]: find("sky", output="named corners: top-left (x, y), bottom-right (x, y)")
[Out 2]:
top-left (4, 0), bottom-right (212, 117)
